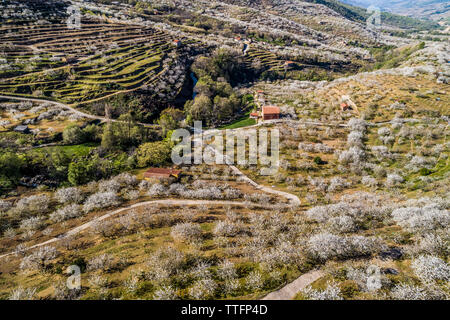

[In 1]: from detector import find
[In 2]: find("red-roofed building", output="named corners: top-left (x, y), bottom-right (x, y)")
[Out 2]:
top-left (144, 168), bottom-right (182, 180)
top-left (262, 106), bottom-right (280, 120)
top-left (340, 102), bottom-right (352, 111)
top-left (250, 112), bottom-right (259, 119)
top-left (173, 39), bottom-right (182, 47)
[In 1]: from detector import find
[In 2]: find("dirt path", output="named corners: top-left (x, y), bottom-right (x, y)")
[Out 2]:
top-left (0, 94), bottom-right (159, 128)
top-left (201, 131), bottom-right (301, 206)
top-left (0, 94), bottom-right (105, 121)
top-left (0, 94), bottom-right (407, 130)
top-left (221, 156), bottom-right (301, 206)
top-left (0, 199), bottom-right (277, 259)
top-left (1, 196), bottom-right (310, 298)
top-left (262, 270), bottom-right (324, 300)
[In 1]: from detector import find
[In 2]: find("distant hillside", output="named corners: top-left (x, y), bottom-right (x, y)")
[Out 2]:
top-left (306, 0), bottom-right (443, 30)
top-left (94, 0), bottom-right (444, 30)
top-left (302, 0), bottom-right (366, 23)
top-left (340, 0), bottom-right (449, 21)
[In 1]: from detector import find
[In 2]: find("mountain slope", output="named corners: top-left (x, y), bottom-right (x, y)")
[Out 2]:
top-left (306, 0), bottom-right (443, 29)
top-left (341, 0), bottom-right (450, 21)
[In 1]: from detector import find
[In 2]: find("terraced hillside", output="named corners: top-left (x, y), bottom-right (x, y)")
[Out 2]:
top-left (0, 17), bottom-right (197, 106)
top-left (243, 48), bottom-right (285, 72)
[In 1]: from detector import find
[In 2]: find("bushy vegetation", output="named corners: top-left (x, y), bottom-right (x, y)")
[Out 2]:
top-left (184, 49), bottom-right (249, 127)
top-left (364, 43), bottom-right (426, 71)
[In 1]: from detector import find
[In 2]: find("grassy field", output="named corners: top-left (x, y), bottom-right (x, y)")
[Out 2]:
top-left (37, 142), bottom-right (99, 157)
top-left (220, 112), bottom-right (256, 129)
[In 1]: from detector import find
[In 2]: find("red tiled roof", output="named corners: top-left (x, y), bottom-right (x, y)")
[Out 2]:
top-left (144, 168), bottom-right (181, 178)
top-left (262, 106), bottom-right (280, 114)
top-left (250, 112), bottom-right (259, 117)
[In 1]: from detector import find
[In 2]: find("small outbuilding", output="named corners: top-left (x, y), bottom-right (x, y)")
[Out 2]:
top-left (262, 106), bottom-right (280, 121)
top-left (173, 39), bottom-right (182, 47)
top-left (250, 112), bottom-right (259, 119)
top-left (340, 102), bottom-right (352, 111)
top-left (144, 168), bottom-right (182, 180)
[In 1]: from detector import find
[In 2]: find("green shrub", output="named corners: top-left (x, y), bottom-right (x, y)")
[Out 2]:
top-left (313, 156), bottom-right (325, 165)
top-left (339, 280), bottom-right (359, 299)
top-left (63, 124), bottom-right (85, 145)
top-left (419, 168), bottom-right (432, 176)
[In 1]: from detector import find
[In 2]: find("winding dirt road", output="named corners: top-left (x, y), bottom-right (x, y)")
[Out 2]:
top-left (0, 199), bottom-right (272, 260)
top-left (0, 167), bottom-right (301, 259)
top-left (0, 94), bottom-right (105, 121)
top-left (0, 196), bottom-right (315, 300)
top-left (0, 94), bottom-right (159, 128)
